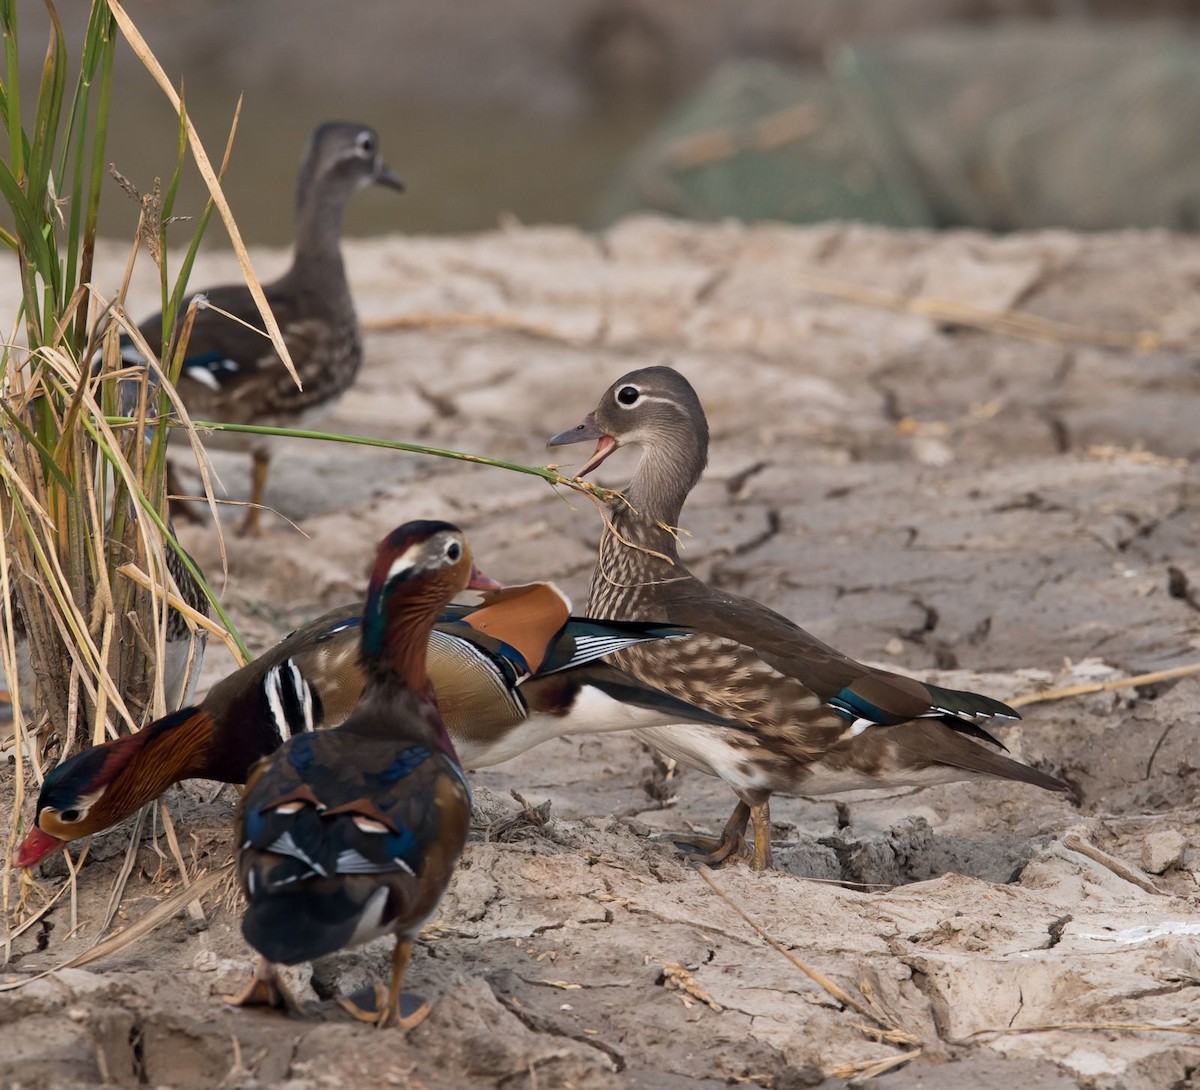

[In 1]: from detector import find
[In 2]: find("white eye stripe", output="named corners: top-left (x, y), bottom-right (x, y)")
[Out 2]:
top-left (616, 390), bottom-right (678, 410)
top-left (387, 535), bottom-right (463, 583)
top-left (385, 542), bottom-right (424, 583)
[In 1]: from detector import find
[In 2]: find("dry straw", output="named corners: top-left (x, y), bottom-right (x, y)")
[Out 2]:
top-left (695, 867), bottom-right (923, 1079)
top-left (0, 0), bottom-right (622, 975)
top-left (0, 0), bottom-right (256, 961)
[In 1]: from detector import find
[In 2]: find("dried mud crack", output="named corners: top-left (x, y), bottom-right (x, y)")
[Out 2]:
top-left (5, 220), bottom-right (1200, 1090)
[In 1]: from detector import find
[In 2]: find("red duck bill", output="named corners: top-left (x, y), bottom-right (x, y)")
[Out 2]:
top-left (468, 566), bottom-right (503, 592)
top-left (14, 825), bottom-right (64, 868)
top-left (546, 413), bottom-right (619, 478)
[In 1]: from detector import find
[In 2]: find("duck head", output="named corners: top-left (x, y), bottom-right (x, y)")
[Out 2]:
top-left (11, 711), bottom-right (204, 868)
top-left (362, 520), bottom-right (499, 689)
top-left (297, 121), bottom-right (404, 208)
top-left (547, 366), bottom-right (710, 522)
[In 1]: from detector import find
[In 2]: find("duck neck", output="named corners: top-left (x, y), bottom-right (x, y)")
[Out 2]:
top-left (365, 589), bottom-right (442, 689)
top-left (291, 173), bottom-right (356, 274)
top-left (107, 707), bottom-right (220, 815)
top-left (590, 441), bottom-right (704, 618)
top-left (359, 586), bottom-right (459, 757)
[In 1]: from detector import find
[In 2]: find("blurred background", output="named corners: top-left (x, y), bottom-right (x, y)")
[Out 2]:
top-left (19, 0), bottom-right (1200, 241)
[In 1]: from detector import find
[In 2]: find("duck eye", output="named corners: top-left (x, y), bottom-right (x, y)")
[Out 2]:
top-left (445, 541), bottom-right (462, 563)
top-left (356, 132), bottom-right (375, 155)
top-left (59, 808), bottom-right (81, 823)
top-left (616, 385), bottom-right (640, 406)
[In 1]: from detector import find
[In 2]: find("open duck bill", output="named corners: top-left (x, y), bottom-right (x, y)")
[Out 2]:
top-left (13, 824), bottom-right (65, 868)
top-left (547, 413), bottom-right (619, 478)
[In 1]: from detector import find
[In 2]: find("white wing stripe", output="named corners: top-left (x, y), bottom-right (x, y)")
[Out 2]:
top-left (284, 659), bottom-right (314, 734)
top-left (567, 631), bottom-right (684, 664)
top-left (263, 665), bottom-right (290, 744)
top-left (265, 830), bottom-right (327, 877)
top-left (335, 849), bottom-right (415, 877)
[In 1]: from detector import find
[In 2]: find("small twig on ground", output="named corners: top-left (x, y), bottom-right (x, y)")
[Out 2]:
top-left (157, 802), bottom-right (207, 923)
top-left (1010, 662), bottom-right (1200, 710)
top-left (959, 1021), bottom-right (1200, 1042)
top-left (650, 957), bottom-right (722, 1011)
top-left (0, 864), bottom-right (230, 992)
top-left (2, 874), bottom-right (72, 954)
top-left (694, 867), bottom-right (920, 1048)
top-left (1060, 829), bottom-right (1166, 896)
top-left (99, 806), bottom-right (148, 936)
top-left (827, 1051), bottom-right (919, 1082)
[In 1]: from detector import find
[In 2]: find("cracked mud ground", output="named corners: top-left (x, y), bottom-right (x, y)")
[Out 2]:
top-left (3, 220), bottom-right (1200, 1089)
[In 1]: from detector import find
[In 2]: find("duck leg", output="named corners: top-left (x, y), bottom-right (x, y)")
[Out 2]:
top-left (338, 940), bottom-right (430, 1030)
top-left (386, 939), bottom-right (431, 1030)
top-left (748, 800), bottom-right (774, 871)
top-left (662, 801), bottom-right (751, 866)
top-left (226, 956), bottom-right (300, 1012)
top-left (237, 449), bottom-right (271, 537)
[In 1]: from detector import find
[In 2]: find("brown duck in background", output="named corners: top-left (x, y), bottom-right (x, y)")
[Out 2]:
top-left (548, 365), bottom-right (1068, 870)
top-left (109, 121), bottom-right (403, 536)
top-left (14, 580), bottom-right (744, 869)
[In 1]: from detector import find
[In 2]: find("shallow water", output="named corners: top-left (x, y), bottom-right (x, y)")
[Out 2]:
top-left (10, 2), bottom-right (674, 247)
top-left (99, 89), bottom-right (670, 245)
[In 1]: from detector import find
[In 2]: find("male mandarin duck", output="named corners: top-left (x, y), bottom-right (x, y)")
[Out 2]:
top-left (548, 365), bottom-right (1068, 871)
top-left (104, 122), bottom-right (403, 536)
top-left (14, 580), bottom-right (741, 868)
top-left (233, 520), bottom-right (483, 1026)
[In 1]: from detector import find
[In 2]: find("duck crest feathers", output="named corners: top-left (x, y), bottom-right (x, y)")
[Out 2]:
top-left (460, 583), bottom-right (571, 673)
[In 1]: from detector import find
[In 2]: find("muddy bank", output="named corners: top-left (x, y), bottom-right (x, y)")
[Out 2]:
top-left (2, 218), bottom-right (1200, 1088)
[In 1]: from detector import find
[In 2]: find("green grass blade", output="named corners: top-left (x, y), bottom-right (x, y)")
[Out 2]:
top-left (108, 418), bottom-right (617, 499)
top-left (165, 102), bottom-right (236, 326)
top-left (0, 159), bottom-right (51, 271)
top-left (160, 89), bottom-right (188, 222)
top-left (81, 413), bottom-right (248, 661)
top-left (0, 395), bottom-right (72, 489)
top-left (27, 1), bottom-right (67, 235)
top-left (76, 3), bottom-right (115, 354)
top-left (1, 0), bottom-right (28, 184)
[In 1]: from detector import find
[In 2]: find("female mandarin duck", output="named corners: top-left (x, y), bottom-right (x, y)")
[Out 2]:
top-left (14, 582), bottom-right (739, 868)
top-left (233, 519), bottom-right (485, 1026)
top-left (107, 122), bottom-right (403, 536)
top-left (548, 366), bottom-right (1067, 871)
